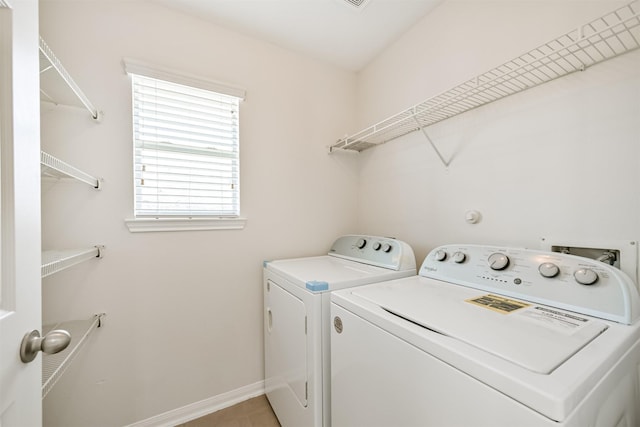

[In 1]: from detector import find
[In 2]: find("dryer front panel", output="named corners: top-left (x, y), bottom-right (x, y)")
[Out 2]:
top-left (265, 279), bottom-right (308, 408)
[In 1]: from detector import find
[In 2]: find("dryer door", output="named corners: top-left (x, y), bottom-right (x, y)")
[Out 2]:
top-left (265, 279), bottom-right (308, 407)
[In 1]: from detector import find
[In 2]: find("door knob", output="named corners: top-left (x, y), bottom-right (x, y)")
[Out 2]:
top-left (20, 329), bottom-right (71, 363)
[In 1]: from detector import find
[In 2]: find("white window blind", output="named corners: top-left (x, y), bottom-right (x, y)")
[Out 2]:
top-left (131, 73), bottom-right (241, 218)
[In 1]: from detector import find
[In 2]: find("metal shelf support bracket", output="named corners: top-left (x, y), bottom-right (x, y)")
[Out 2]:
top-left (412, 113), bottom-right (449, 168)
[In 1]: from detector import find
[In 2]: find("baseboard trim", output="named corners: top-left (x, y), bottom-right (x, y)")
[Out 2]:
top-left (124, 380), bottom-right (266, 427)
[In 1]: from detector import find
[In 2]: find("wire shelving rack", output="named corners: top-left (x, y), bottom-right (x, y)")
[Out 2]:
top-left (39, 37), bottom-right (100, 120)
top-left (329, 1), bottom-right (640, 160)
top-left (42, 314), bottom-right (105, 398)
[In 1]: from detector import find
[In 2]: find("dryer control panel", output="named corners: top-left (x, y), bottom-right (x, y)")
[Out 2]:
top-left (328, 235), bottom-right (416, 272)
top-left (421, 245), bottom-right (640, 324)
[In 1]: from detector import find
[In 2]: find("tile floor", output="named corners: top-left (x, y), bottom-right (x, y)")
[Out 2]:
top-left (177, 395), bottom-right (280, 427)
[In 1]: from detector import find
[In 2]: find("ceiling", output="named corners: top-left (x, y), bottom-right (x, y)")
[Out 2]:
top-left (151, 0), bottom-right (443, 71)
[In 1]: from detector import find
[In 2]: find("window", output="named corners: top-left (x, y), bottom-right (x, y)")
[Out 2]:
top-left (124, 60), bottom-right (245, 231)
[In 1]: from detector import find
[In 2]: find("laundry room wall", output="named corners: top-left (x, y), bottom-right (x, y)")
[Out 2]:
top-left (353, 0), bottom-right (640, 277)
top-left (39, 1), bottom-right (358, 426)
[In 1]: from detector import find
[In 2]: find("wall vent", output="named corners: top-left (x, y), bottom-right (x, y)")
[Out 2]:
top-left (342, 0), bottom-right (371, 10)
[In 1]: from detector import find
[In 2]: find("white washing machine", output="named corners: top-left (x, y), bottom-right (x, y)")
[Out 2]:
top-left (263, 235), bottom-right (416, 427)
top-left (331, 244), bottom-right (640, 427)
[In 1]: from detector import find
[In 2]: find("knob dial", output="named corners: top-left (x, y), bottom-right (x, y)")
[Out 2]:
top-left (488, 253), bottom-right (510, 270)
top-left (434, 250), bottom-right (447, 261)
top-left (382, 243), bottom-right (392, 253)
top-left (538, 262), bottom-right (560, 278)
top-left (452, 251), bottom-right (466, 263)
top-left (356, 238), bottom-right (367, 249)
top-left (372, 242), bottom-right (382, 251)
top-left (574, 268), bottom-right (598, 285)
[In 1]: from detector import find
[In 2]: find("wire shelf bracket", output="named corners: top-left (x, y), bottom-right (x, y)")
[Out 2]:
top-left (412, 113), bottom-right (450, 167)
top-left (42, 313), bottom-right (106, 399)
top-left (39, 36), bottom-right (101, 121)
top-left (41, 151), bottom-right (102, 189)
top-left (328, 0), bottom-right (640, 163)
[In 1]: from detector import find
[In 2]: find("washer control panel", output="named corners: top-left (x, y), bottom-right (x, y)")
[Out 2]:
top-left (421, 244), bottom-right (640, 324)
top-left (328, 235), bottom-right (416, 271)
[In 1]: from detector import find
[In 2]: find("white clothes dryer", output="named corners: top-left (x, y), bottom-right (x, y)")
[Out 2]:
top-left (331, 244), bottom-right (640, 427)
top-left (263, 235), bottom-right (416, 427)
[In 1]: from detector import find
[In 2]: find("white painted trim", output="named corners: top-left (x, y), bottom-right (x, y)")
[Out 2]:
top-left (123, 380), bottom-right (265, 427)
top-left (124, 217), bottom-right (247, 233)
top-left (122, 57), bottom-right (246, 100)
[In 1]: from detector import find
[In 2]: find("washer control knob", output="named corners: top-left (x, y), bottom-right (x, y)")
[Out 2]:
top-left (372, 242), bottom-right (382, 251)
top-left (452, 251), bottom-right (466, 263)
top-left (356, 238), bottom-right (367, 249)
top-left (382, 243), bottom-right (392, 253)
top-left (488, 253), bottom-right (510, 270)
top-left (574, 268), bottom-right (598, 285)
top-left (538, 262), bottom-right (560, 278)
top-left (434, 250), bottom-right (447, 261)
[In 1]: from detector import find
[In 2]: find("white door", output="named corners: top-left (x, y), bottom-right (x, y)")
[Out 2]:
top-left (0, 1), bottom-right (43, 426)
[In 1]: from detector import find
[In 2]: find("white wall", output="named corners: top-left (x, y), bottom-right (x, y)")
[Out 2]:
top-left (39, 1), bottom-right (358, 426)
top-left (355, 0), bottom-right (640, 268)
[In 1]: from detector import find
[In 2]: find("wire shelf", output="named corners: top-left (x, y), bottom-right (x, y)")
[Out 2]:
top-left (330, 0), bottom-right (640, 153)
top-left (41, 246), bottom-right (104, 278)
top-left (41, 151), bottom-right (101, 189)
top-left (39, 37), bottom-right (100, 120)
top-left (42, 314), bottom-right (105, 399)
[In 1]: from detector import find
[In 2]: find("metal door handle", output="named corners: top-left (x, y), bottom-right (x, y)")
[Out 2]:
top-left (20, 329), bottom-right (71, 363)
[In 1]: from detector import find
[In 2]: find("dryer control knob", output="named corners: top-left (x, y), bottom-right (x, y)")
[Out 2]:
top-left (574, 268), bottom-right (598, 285)
top-left (356, 238), bottom-right (367, 249)
top-left (373, 242), bottom-right (382, 251)
top-left (539, 262), bottom-right (560, 278)
top-left (488, 253), bottom-right (510, 270)
top-left (434, 250), bottom-right (447, 261)
top-left (452, 251), bottom-right (466, 263)
top-left (382, 243), bottom-right (392, 253)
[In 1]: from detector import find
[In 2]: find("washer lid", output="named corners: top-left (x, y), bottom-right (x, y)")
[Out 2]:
top-left (352, 279), bottom-right (608, 374)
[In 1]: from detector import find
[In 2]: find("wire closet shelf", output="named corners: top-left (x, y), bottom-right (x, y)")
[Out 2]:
top-left (39, 36), bottom-right (100, 120)
top-left (41, 151), bottom-right (101, 189)
top-left (329, 0), bottom-right (640, 153)
top-left (41, 246), bottom-right (104, 278)
top-left (42, 314), bottom-right (105, 399)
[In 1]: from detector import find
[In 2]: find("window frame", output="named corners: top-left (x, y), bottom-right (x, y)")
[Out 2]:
top-left (123, 59), bottom-right (247, 232)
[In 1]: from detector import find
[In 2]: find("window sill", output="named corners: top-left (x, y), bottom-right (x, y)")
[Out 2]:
top-left (125, 217), bottom-right (247, 233)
